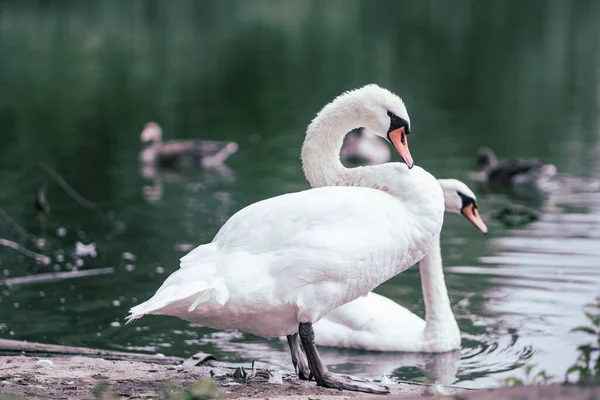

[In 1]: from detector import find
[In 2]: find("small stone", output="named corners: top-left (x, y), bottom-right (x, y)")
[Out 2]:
top-left (36, 359), bottom-right (54, 368)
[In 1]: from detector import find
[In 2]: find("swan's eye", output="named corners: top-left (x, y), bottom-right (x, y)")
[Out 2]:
top-left (457, 191), bottom-right (476, 209)
top-left (387, 111), bottom-right (395, 118)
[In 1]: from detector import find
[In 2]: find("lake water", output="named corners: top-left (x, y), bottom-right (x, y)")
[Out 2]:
top-left (1, 0), bottom-right (600, 389)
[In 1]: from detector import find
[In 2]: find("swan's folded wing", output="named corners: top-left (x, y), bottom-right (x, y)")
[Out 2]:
top-left (213, 185), bottom-right (408, 252)
top-left (131, 185), bottom-right (437, 325)
top-left (127, 260), bottom-right (229, 322)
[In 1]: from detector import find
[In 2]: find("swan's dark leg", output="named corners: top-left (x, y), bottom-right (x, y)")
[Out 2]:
top-left (286, 333), bottom-right (311, 380)
top-left (298, 322), bottom-right (389, 394)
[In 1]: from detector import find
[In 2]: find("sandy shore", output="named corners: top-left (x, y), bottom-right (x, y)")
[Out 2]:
top-left (0, 355), bottom-right (440, 399)
top-left (0, 343), bottom-right (597, 400)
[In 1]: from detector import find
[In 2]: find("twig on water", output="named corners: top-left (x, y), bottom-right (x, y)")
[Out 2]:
top-left (0, 267), bottom-right (114, 287)
top-left (0, 238), bottom-right (50, 265)
top-left (38, 162), bottom-right (101, 213)
top-left (0, 206), bottom-right (45, 248)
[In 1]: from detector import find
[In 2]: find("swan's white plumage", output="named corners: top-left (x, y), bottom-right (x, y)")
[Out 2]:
top-left (128, 173), bottom-right (443, 338)
top-left (311, 179), bottom-right (483, 352)
top-left (313, 286), bottom-right (460, 353)
top-left (314, 292), bottom-right (426, 350)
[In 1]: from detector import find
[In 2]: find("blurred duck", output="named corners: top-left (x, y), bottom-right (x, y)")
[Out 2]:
top-left (340, 128), bottom-right (391, 167)
top-left (475, 147), bottom-right (557, 189)
top-left (139, 122), bottom-right (238, 168)
top-left (312, 179), bottom-right (487, 353)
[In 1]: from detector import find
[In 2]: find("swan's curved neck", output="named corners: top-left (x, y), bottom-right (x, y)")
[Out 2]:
top-left (419, 239), bottom-right (456, 329)
top-left (301, 99), bottom-right (367, 188)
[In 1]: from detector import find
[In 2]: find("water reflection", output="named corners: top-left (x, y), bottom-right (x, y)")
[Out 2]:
top-left (446, 175), bottom-right (600, 386)
top-left (140, 163), bottom-right (235, 203)
top-left (183, 331), bottom-right (461, 386)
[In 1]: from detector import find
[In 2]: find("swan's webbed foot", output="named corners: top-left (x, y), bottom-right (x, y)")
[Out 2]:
top-left (286, 333), bottom-right (311, 380)
top-left (298, 322), bottom-right (389, 394)
top-left (319, 372), bottom-right (390, 394)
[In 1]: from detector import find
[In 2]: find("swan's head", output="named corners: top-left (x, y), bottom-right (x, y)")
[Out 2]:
top-left (476, 147), bottom-right (498, 170)
top-left (141, 122), bottom-right (162, 143)
top-left (438, 179), bottom-right (488, 234)
top-left (307, 84), bottom-right (413, 168)
top-left (352, 84), bottom-right (413, 168)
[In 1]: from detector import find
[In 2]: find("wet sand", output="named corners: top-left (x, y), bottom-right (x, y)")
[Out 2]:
top-left (0, 347), bottom-right (597, 399)
top-left (0, 355), bottom-right (436, 399)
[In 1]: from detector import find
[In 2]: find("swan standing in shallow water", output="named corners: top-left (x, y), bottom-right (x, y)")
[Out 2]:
top-left (312, 179), bottom-right (487, 352)
top-left (128, 85), bottom-right (444, 394)
top-left (139, 122), bottom-right (239, 168)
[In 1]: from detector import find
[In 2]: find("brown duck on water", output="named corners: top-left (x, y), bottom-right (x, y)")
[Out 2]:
top-left (139, 122), bottom-right (238, 169)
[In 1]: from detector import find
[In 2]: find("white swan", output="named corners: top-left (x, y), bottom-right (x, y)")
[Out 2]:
top-left (312, 179), bottom-right (487, 353)
top-left (127, 84), bottom-right (444, 394)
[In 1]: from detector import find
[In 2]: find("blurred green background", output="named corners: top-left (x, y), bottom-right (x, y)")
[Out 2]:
top-left (1, 0), bottom-right (600, 388)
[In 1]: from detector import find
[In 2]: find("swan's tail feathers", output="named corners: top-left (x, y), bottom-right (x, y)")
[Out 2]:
top-left (124, 313), bottom-right (141, 325)
top-left (125, 279), bottom-right (229, 323)
top-left (188, 280), bottom-right (229, 312)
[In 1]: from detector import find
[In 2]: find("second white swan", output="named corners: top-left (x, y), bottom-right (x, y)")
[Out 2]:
top-left (313, 179), bottom-right (487, 353)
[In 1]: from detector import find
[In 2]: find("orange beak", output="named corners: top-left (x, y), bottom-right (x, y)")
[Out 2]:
top-left (461, 203), bottom-right (488, 234)
top-left (388, 127), bottom-right (414, 169)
